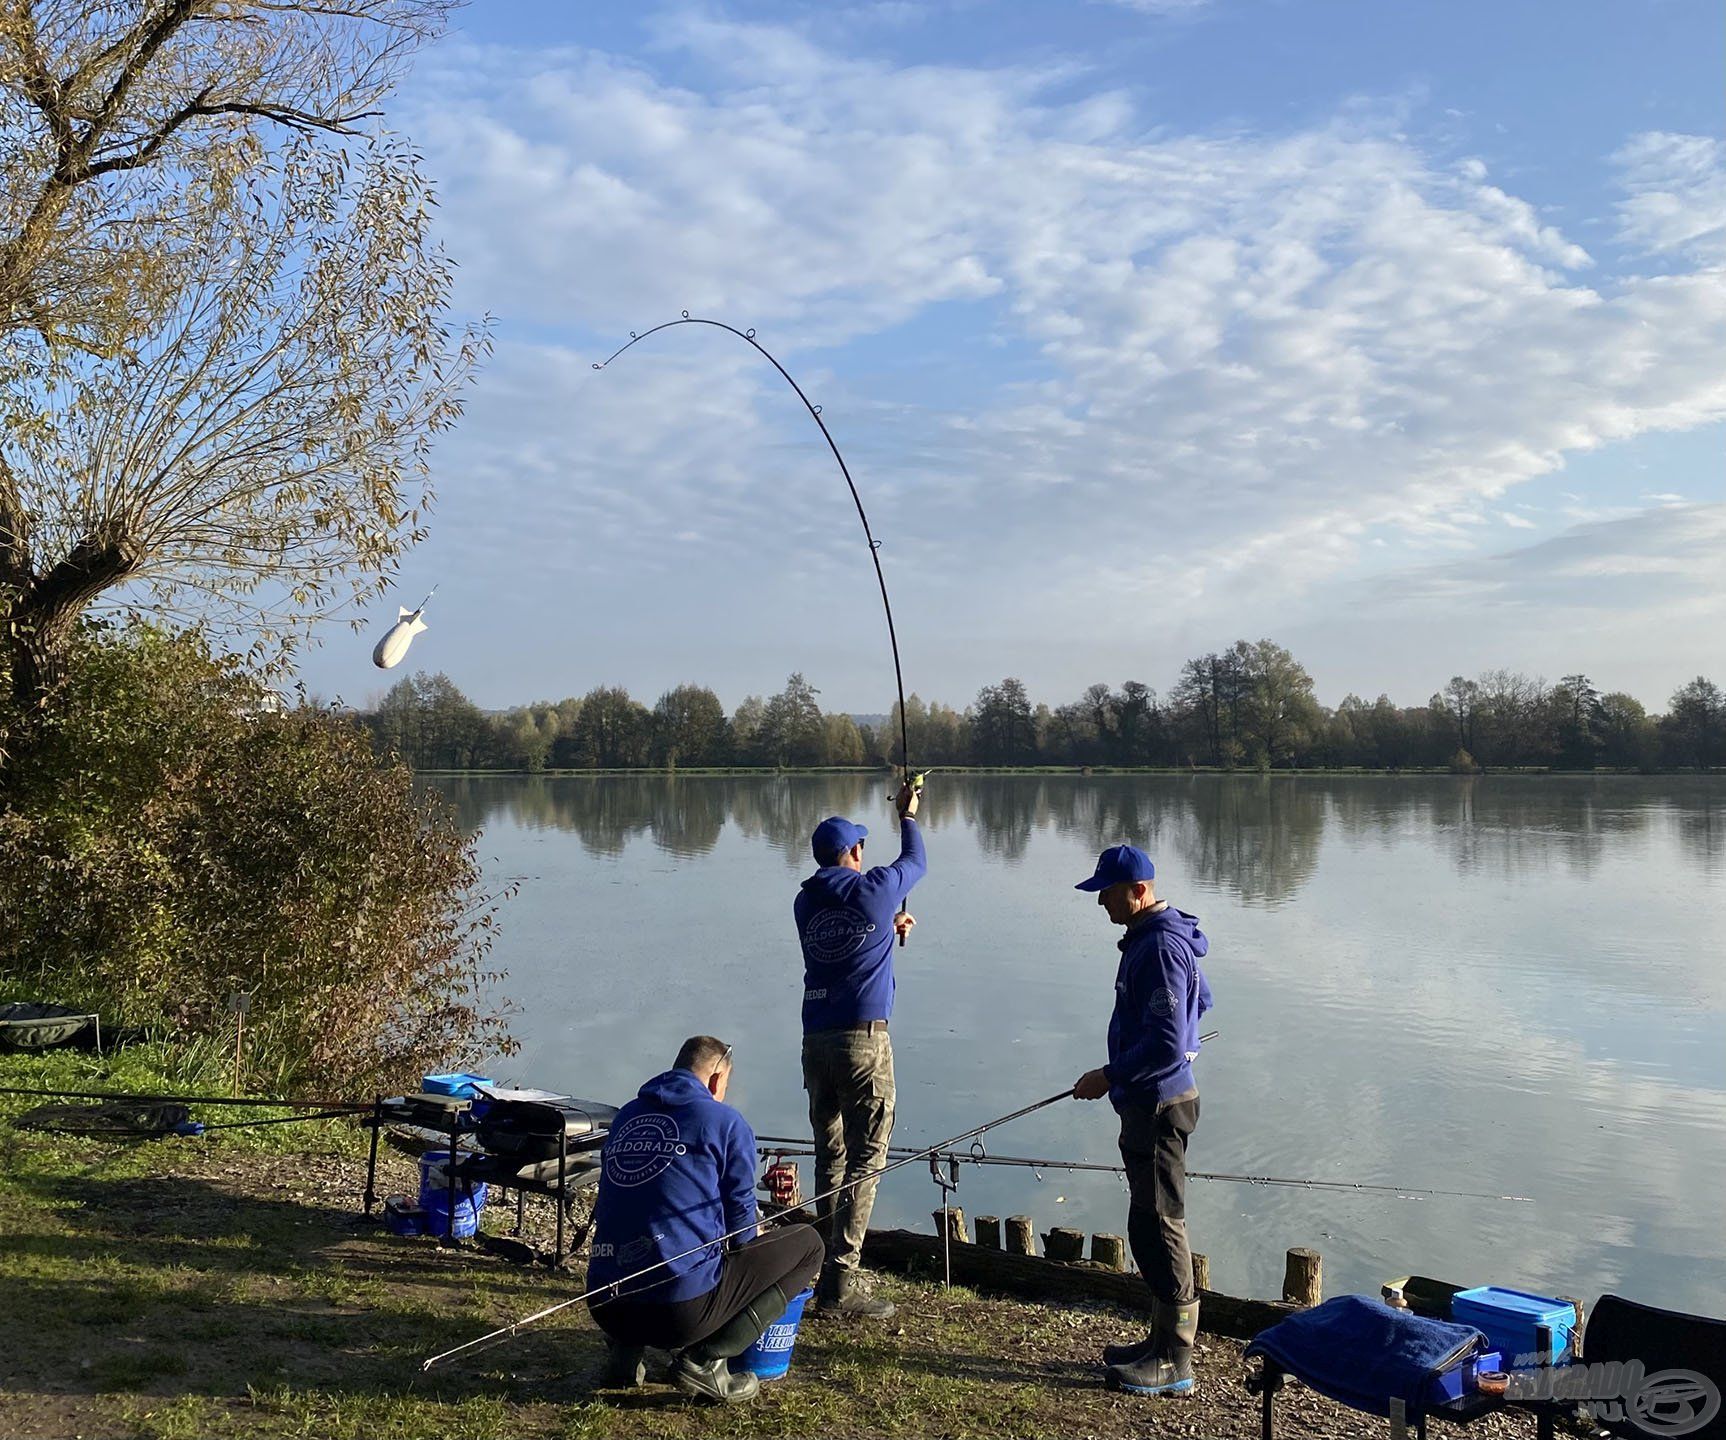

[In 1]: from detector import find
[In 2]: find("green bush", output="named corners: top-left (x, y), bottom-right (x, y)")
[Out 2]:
top-left (0, 623), bottom-right (514, 1093)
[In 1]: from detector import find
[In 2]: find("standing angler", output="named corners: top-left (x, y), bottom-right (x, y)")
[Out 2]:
top-left (1071, 845), bottom-right (1213, 1397)
top-left (795, 779), bottom-right (925, 1319)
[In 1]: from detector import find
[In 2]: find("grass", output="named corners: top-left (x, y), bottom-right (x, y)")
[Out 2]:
top-left (0, 1051), bottom-right (1561, 1440)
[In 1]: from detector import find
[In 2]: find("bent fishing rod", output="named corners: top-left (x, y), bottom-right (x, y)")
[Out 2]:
top-left (594, 314), bottom-right (923, 940)
top-left (420, 1085), bottom-right (1075, 1373)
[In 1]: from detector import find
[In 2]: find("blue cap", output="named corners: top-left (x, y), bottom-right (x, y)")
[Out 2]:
top-left (812, 816), bottom-right (868, 863)
top-left (1074, 844), bottom-right (1155, 891)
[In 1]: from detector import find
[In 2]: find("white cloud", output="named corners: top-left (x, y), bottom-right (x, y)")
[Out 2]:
top-left (366, 21), bottom-right (1726, 707)
top-left (1612, 131), bottom-right (1726, 261)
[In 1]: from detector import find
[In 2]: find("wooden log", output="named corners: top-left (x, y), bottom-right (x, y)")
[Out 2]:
top-left (1045, 1227), bottom-right (1086, 1263)
top-left (1091, 1233), bottom-right (1127, 1271)
top-left (1005, 1215), bottom-right (1035, 1256)
top-left (933, 1207), bottom-right (970, 1245)
top-left (1282, 1247), bottom-right (1322, 1308)
top-left (974, 1215), bottom-right (1002, 1250)
top-left (860, 1229), bottom-right (1297, 1340)
top-left (1191, 1251), bottom-right (1210, 1292)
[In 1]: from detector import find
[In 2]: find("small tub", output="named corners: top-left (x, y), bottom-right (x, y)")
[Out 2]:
top-left (734, 1288), bottom-right (813, 1381)
top-left (418, 1150), bottom-right (488, 1239)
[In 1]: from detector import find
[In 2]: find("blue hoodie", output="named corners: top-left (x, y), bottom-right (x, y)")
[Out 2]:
top-left (587, 1068), bottom-right (758, 1303)
top-left (795, 817), bottom-right (927, 1032)
top-left (1105, 905), bottom-right (1214, 1111)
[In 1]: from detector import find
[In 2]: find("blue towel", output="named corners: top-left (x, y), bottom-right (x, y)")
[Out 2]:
top-left (1245, 1295), bottom-right (1486, 1419)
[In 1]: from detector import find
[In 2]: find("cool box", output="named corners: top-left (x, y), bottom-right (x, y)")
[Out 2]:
top-left (1450, 1287), bottom-right (1575, 1369)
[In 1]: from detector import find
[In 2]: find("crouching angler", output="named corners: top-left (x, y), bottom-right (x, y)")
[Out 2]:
top-left (586, 1036), bottom-right (824, 1404)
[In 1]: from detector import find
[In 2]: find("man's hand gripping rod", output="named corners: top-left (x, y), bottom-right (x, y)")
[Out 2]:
top-left (892, 770), bottom-right (926, 947)
top-left (421, 1084), bottom-right (1072, 1373)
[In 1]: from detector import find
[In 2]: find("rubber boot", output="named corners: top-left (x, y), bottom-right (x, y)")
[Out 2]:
top-left (1101, 1326), bottom-right (1160, 1369)
top-left (812, 1263), bottom-right (896, 1320)
top-left (1106, 1297), bottom-right (1198, 1396)
top-left (668, 1283), bottom-right (787, 1405)
top-left (668, 1353), bottom-right (760, 1404)
top-left (601, 1339), bottom-right (646, 1388)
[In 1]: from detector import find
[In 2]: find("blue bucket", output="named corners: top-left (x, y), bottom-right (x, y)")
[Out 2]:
top-left (418, 1150), bottom-right (488, 1239)
top-left (734, 1288), bottom-right (814, 1381)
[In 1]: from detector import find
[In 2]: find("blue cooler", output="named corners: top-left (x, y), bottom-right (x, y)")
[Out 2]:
top-left (734, 1288), bottom-right (814, 1381)
top-left (1451, 1287), bottom-right (1575, 1369)
top-left (418, 1150), bottom-right (488, 1239)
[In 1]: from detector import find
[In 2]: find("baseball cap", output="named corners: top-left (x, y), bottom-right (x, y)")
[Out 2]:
top-left (812, 816), bottom-right (868, 863)
top-left (1074, 844), bottom-right (1155, 891)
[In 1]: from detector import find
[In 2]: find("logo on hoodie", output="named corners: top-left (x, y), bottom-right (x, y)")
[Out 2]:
top-left (604, 1113), bottom-right (688, 1187)
top-left (804, 908), bottom-right (876, 964)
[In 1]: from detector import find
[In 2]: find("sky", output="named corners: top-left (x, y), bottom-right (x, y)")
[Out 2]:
top-left (302, 0), bottom-right (1726, 715)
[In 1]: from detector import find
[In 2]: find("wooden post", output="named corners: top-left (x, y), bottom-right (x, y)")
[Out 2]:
top-left (1005, 1215), bottom-right (1035, 1256)
top-left (1282, 1247), bottom-right (1322, 1308)
top-left (933, 1207), bottom-right (970, 1245)
top-left (1043, 1229), bottom-right (1078, 1263)
top-left (1091, 1234), bottom-right (1127, 1271)
top-left (1192, 1252), bottom-right (1210, 1292)
top-left (975, 1215), bottom-right (1002, 1250)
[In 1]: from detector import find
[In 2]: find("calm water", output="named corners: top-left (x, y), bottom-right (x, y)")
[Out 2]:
top-left (429, 773), bottom-right (1726, 1316)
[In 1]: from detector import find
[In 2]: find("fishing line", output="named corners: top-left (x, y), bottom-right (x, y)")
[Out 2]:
top-left (593, 314), bottom-right (914, 783)
top-left (420, 1086), bottom-right (1074, 1373)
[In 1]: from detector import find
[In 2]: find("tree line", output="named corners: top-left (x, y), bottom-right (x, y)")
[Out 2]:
top-left (362, 641), bottom-right (1726, 773)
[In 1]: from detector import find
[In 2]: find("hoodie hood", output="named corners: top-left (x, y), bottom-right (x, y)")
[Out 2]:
top-left (801, 866), bottom-right (864, 901)
top-left (637, 1067), bottom-right (717, 1109)
top-left (1122, 905), bottom-right (1209, 959)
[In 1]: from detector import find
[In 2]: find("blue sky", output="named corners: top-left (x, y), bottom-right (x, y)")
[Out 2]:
top-left (302, 1), bottom-right (1724, 713)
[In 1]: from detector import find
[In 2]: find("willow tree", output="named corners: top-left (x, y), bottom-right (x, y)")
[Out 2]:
top-left (0, 1), bottom-right (482, 729)
top-left (0, 1), bottom-right (454, 350)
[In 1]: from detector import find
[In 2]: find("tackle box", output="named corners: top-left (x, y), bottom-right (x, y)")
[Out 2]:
top-left (1451, 1287), bottom-right (1576, 1369)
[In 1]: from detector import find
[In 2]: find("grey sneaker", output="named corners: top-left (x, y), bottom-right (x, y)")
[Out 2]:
top-left (813, 1265), bottom-right (897, 1320)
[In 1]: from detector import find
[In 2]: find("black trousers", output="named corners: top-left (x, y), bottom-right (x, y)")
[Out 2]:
top-left (587, 1224), bottom-right (824, 1351)
top-left (1119, 1094), bottom-right (1200, 1306)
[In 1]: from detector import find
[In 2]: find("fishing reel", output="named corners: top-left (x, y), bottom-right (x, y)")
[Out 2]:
top-left (760, 1154), bottom-right (802, 1210)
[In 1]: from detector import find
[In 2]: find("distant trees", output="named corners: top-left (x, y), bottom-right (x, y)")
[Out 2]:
top-left (358, 651), bottom-right (1722, 774)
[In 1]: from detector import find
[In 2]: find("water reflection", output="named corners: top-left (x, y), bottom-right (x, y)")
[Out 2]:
top-left (428, 773), bottom-right (1726, 897)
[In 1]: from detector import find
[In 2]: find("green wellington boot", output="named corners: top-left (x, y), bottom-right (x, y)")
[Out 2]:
top-left (1105, 1298), bottom-right (1199, 1396)
top-left (600, 1339), bottom-right (646, 1388)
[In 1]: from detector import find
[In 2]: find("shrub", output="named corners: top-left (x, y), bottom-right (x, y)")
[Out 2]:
top-left (0, 623), bottom-right (514, 1094)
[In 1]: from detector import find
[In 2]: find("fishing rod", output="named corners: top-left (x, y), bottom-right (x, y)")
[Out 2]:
top-left (594, 314), bottom-right (922, 940)
top-left (754, 1138), bottom-right (1531, 1204)
top-left (0, 1085), bottom-right (370, 1112)
top-left (421, 1085), bottom-right (1075, 1374)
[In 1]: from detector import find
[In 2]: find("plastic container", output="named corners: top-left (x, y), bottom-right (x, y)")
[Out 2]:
top-left (383, 1194), bottom-right (428, 1237)
top-left (418, 1150), bottom-right (488, 1239)
top-left (733, 1288), bottom-right (814, 1381)
top-left (1451, 1287), bottom-right (1575, 1369)
top-left (421, 1072), bottom-right (492, 1099)
top-left (1428, 1349), bottom-right (1502, 1404)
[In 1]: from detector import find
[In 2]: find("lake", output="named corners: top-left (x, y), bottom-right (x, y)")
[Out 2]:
top-left (428, 772), bottom-right (1726, 1316)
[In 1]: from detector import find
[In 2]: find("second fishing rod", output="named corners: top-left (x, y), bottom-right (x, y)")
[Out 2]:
top-left (421, 1083), bottom-right (1077, 1372)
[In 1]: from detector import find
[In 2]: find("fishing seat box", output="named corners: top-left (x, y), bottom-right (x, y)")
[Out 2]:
top-left (1451, 1287), bottom-right (1576, 1369)
top-left (474, 1098), bottom-right (617, 1163)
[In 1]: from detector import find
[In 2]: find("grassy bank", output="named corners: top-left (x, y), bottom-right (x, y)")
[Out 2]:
top-left (1, 1054), bottom-right (1567, 1440)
